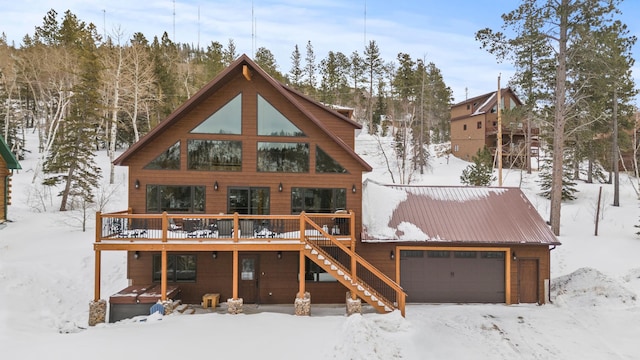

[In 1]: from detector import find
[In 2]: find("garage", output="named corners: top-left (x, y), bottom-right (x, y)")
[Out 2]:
top-left (400, 250), bottom-right (505, 303)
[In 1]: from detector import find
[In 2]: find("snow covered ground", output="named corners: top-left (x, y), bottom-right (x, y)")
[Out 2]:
top-left (1, 130), bottom-right (640, 359)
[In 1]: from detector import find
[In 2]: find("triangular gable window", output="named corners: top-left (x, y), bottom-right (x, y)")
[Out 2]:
top-left (316, 145), bottom-right (347, 173)
top-left (191, 94), bottom-right (242, 134)
top-left (144, 141), bottom-right (180, 170)
top-left (257, 94), bottom-right (305, 136)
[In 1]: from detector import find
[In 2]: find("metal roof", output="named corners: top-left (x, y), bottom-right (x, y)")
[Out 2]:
top-left (0, 135), bottom-right (21, 170)
top-left (362, 180), bottom-right (560, 246)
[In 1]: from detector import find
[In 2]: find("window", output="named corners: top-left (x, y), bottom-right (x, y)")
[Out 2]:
top-left (466, 104), bottom-right (470, 110)
top-left (153, 254), bottom-right (196, 282)
top-left (191, 94), bottom-right (242, 134)
top-left (257, 94), bottom-right (305, 136)
top-left (228, 187), bottom-right (270, 214)
top-left (146, 185), bottom-right (205, 213)
top-left (400, 250), bottom-right (424, 259)
top-left (454, 251), bottom-right (477, 259)
top-left (454, 144), bottom-right (459, 152)
top-left (463, 124), bottom-right (467, 131)
top-left (477, 121), bottom-right (482, 129)
top-left (257, 142), bottom-right (309, 172)
top-left (291, 188), bottom-right (346, 213)
top-left (316, 146), bottom-right (347, 173)
top-left (144, 141), bottom-right (180, 170)
top-left (481, 251), bottom-right (505, 259)
top-left (427, 251), bottom-right (450, 258)
top-left (187, 140), bottom-right (242, 171)
top-left (303, 258), bottom-right (337, 282)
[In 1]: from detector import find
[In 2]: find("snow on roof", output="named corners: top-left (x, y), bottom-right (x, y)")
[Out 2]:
top-left (361, 180), bottom-right (560, 245)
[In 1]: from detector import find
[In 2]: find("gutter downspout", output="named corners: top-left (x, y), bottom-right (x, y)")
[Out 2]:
top-left (548, 245), bottom-right (557, 304)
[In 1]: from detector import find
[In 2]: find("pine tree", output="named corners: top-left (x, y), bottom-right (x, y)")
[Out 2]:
top-left (460, 147), bottom-right (496, 186)
top-left (537, 153), bottom-right (577, 201)
top-left (41, 10), bottom-right (103, 212)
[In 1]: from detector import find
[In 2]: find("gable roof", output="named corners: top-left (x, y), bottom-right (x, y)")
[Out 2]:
top-left (0, 135), bottom-right (21, 170)
top-left (115, 54), bottom-right (371, 171)
top-left (361, 180), bottom-right (559, 245)
top-left (451, 87), bottom-right (523, 120)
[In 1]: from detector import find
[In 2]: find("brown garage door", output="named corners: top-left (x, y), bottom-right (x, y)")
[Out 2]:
top-left (400, 250), bottom-right (505, 303)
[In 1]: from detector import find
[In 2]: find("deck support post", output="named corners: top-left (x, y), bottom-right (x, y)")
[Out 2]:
top-left (161, 250), bottom-right (167, 301)
top-left (346, 291), bottom-right (361, 316)
top-left (298, 250), bottom-right (306, 298)
top-left (294, 291), bottom-right (310, 316)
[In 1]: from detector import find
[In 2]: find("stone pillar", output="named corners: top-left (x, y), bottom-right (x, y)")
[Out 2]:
top-left (88, 299), bottom-right (107, 326)
top-left (227, 298), bottom-right (243, 314)
top-left (162, 300), bottom-right (175, 315)
top-left (294, 292), bottom-right (311, 316)
top-left (346, 293), bottom-right (362, 316)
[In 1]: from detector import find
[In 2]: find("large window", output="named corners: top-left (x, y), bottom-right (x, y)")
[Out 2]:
top-left (191, 94), bottom-right (242, 134)
top-left (257, 94), bottom-right (305, 136)
top-left (144, 141), bottom-right (180, 170)
top-left (146, 185), bottom-right (205, 213)
top-left (315, 146), bottom-right (347, 173)
top-left (228, 187), bottom-right (270, 214)
top-left (257, 142), bottom-right (309, 172)
top-left (187, 140), bottom-right (242, 171)
top-left (153, 254), bottom-right (196, 282)
top-left (291, 188), bottom-right (346, 213)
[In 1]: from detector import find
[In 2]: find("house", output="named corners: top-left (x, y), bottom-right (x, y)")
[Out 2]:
top-left (89, 56), bottom-right (559, 324)
top-left (0, 135), bottom-right (21, 224)
top-left (359, 180), bottom-right (560, 304)
top-left (450, 88), bottom-right (539, 168)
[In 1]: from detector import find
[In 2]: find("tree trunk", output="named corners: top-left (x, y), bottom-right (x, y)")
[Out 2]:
top-left (549, 0), bottom-right (569, 236)
top-left (612, 86), bottom-right (619, 206)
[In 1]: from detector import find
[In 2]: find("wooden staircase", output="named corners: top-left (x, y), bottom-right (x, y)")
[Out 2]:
top-left (302, 216), bottom-right (406, 316)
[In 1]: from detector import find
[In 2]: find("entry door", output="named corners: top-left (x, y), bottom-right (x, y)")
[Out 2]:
top-left (239, 254), bottom-right (260, 303)
top-left (518, 259), bottom-right (539, 303)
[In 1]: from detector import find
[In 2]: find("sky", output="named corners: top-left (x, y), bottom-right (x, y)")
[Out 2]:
top-left (2, 130), bottom-right (640, 359)
top-left (1, 0), bottom-right (639, 103)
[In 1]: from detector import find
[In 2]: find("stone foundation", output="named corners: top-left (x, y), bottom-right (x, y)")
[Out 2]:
top-left (346, 292), bottom-right (362, 316)
top-left (294, 292), bottom-right (311, 316)
top-left (162, 300), bottom-right (175, 315)
top-left (227, 298), bottom-right (243, 314)
top-left (88, 299), bottom-right (107, 326)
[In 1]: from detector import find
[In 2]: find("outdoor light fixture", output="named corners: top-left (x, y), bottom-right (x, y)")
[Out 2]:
top-left (134, 251), bottom-right (140, 260)
top-left (512, 251), bottom-right (517, 261)
top-left (278, 182), bottom-right (283, 192)
top-left (277, 251), bottom-right (283, 259)
top-left (134, 179), bottom-right (140, 189)
top-left (214, 181), bottom-right (219, 191)
top-left (390, 250), bottom-right (395, 260)
top-left (212, 251), bottom-right (218, 259)
top-left (352, 184), bottom-right (357, 193)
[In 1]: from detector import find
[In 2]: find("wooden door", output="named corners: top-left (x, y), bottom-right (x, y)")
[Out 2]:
top-left (239, 254), bottom-right (260, 303)
top-left (518, 259), bottom-right (539, 303)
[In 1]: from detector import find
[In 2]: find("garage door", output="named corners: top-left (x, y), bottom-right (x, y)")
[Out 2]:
top-left (400, 250), bottom-right (505, 303)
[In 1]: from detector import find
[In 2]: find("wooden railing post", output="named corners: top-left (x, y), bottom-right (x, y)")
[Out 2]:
top-left (349, 210), bottom-right (356, 250)
top-left (162, 211), bottom-right (168, 242)
top-left (300, 212), bottom-right (306, 242)
top-left (233, 212), bottom-right (239, 242)
top-left (95, 211), bottom-right (102, 242)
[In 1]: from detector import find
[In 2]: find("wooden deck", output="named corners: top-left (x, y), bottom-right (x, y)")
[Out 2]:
top-left (93, 210), bottom-right (406, 316)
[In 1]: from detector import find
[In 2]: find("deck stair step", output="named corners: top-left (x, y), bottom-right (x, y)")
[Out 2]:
top-left (302, 232), bottom-right (400, 315)
top-left (175, 304), bottom-right (195, 314)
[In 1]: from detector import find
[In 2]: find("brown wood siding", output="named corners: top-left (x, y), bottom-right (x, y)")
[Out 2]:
top-left (509, 245), bottom-right (551, 304)
top-left (127, 250), bottom-right (347, 304)
top-left (450, 115), bottom-right (488, 161)
top-left (123, 71), bottom-right (364, 235)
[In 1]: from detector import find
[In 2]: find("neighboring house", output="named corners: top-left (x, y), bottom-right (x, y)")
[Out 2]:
top-left (91, 56), bottom-right (559, 323)
top-left (450, 88), bottom-right (539, 168)
top-left (360, 180), bottom-right (560, 304)
top-left (0, 135), bottom-right (21, 223)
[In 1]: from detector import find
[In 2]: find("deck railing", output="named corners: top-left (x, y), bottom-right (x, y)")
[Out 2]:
top-left (96, 210), bottom-right (355, 244)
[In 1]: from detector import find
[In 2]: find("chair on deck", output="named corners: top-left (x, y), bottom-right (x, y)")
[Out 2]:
top-left (217, 219), bottom-right (233, 237)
